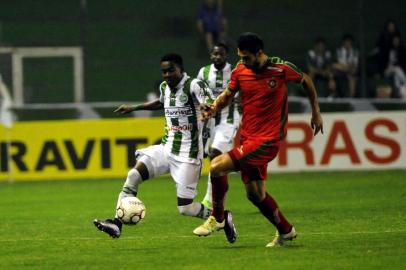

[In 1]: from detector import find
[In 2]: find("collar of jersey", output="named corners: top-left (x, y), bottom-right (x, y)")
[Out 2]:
top-left (211, 62), bottom-right (230, 72)
top-left (171, 72), bottom-right (190, 92)
top-left (254, 57), bottom-right (273, 73)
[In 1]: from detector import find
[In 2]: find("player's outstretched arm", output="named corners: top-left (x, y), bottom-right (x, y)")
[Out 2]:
top-left (114, 99), bottom-right (164, 114)
top-left (301, 73), bottom-right (323, 135)
top-left (199, 87), bottom-right (235, 120)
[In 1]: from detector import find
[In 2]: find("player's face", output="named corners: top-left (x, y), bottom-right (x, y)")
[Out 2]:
top-left (210, 46), bottom-right (228, 68)
top-left (160, 61), bottom-right (183, 88)
top-left (238, 49), bottom-right (260, 70)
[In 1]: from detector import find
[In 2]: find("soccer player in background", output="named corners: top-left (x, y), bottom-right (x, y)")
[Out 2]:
top-left (94, 53), bottom-right (217, 238)
top-left (193, 32), bottom-right (324, 247)
top-left (196, 43), bottom-right (240, 209)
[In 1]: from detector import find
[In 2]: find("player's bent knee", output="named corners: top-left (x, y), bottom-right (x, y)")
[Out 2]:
top-left (208, 148), bottom-right (222, 161)
top-left (210, 162), bottom-right (222, 176)
top-left (210, 154), bottom-right (232, 176)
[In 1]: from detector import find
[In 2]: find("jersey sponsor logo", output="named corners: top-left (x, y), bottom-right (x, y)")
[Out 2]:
top-left (168, 123), bottom-right (194, 132)
top-left (238, 146), bottom-right (244, 155)
top-left (179, 93), bottom-right (189, 103)
top-left (165, 107), bottom-right (193, 118)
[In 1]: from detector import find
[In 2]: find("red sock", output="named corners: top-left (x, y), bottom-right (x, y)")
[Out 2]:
top-left (254, 193), bottom-right (292, 234)
top-left (211, 175), bottom-right (228, 222)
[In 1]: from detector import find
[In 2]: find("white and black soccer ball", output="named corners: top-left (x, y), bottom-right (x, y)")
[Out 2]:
top-left (116, 197), bottom-right (146, 225)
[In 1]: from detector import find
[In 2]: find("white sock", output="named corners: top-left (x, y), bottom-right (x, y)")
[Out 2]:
top-left (115, 168), bottom-right (142, 217)
top-left (177, 202), bottom-right (212, 219)
top-left (202, 173), bottom-right (212, 203)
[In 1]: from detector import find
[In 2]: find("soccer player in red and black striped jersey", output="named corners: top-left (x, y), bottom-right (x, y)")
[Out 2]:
top-left (193, 32), bottom-right (323, 247)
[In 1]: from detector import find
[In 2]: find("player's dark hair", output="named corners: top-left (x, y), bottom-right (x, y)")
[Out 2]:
top-left (212, 42), bottom-right (229, 53)
top-left (237, 32), bottom-right (264, 54)
top-left (160, 53), bottom-right (184, 72)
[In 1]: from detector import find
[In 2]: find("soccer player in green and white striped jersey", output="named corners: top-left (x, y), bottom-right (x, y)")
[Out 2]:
top-left (94, 53), bottom-right (215, 238)
top-left (197, 43), bottom-right (241, 208)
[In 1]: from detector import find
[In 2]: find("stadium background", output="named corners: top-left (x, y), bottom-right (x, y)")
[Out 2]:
top-left (0, 0), bottom-right (405, 103)
top-left (1, 0), bottom-right (406, 180)
top-left (0, 2), bottom-right (405, 270)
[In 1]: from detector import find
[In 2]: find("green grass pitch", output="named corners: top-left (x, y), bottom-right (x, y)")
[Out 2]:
top-left (0, 170), bottom-right (405, 270)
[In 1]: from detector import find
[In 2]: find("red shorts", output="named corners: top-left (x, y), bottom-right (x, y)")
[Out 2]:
top-left (228, 138), bottom-right (280, 184)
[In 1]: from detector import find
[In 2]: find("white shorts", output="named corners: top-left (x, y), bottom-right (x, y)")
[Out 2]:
top-left (135, 144), bottom-right (202, 199)
top-left (204, 121), bottom-right (239, 154)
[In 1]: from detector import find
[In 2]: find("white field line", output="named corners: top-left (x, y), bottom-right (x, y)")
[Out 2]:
top-left (0, 229), bottom-right (404, 242)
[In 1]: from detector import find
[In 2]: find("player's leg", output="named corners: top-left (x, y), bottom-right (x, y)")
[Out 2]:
top-left (177, 197), bottom-right (211, 219)
top-left (115, 162), bottom-right (148, 210)
top-left (202, 123), bottom-right (238, 208)
top-left (243, 175), bottom-right (296, 247)
top-left (170, 158), bottom-right (212, 219)
top-left (193, 153), bottom-right (237, 243)
top-left (235, 139), bottom-right (296, 246)
top-left (116, 144), bottom-right (169, 209)
top-left (93, 161), bottom-right (149, 238)
top-left (209, 152), bottom-right (236, 221)
top-left (94, 145), bottom-right (169, 238)
top-left (201, 148), bottom-right (222, 208)
top-left (201, 119), bottom-right (214, 208)
top-left (245, 179), bottom-right (293, 233)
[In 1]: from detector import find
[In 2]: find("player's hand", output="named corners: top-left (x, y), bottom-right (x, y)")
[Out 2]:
top-left (199, 104), bottom-right (216, 120)
top-left (114, 104), bottom-right (134, 114)
top-left (311, 112), bottom-right (324, 136)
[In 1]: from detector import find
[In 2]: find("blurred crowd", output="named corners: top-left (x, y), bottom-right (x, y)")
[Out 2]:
top-left (305, 20), bottom-right (405, 99)
top-left (194, 0), bottom-right (405, 99)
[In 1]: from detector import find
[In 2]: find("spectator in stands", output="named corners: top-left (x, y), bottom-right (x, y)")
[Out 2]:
top-left (375, 84), bottom-right (393, 99)
top-left (197, 0), bottom-right (228, 52)
top-left (306, 37), bottom-right (336, 97)
top-left (332, 34), bottom-right (359, 97)
top-left (376, 20), bottom-right (401, 73)
top-left (382, 34), bottom-right (406, 98)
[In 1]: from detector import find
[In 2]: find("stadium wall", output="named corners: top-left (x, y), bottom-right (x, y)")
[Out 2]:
top-left (0, 111), bottom-right (405, 181)
top-left (271, 111), bottom-right (406, 172)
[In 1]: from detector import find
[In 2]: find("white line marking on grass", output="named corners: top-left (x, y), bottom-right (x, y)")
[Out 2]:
top-left (0, 229), bottom-right (404, 242)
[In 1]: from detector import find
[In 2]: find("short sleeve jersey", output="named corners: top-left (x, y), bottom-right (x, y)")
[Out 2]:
top-left (228, 57), bottom-right (303, 141)
top-left (159, 73), bottom-right (214, 162)
top-left (197, 63), bottom-right (240, 126)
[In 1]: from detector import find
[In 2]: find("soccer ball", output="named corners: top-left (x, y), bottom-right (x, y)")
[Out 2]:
top-left (116, 197), bottom-right (146, 225)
